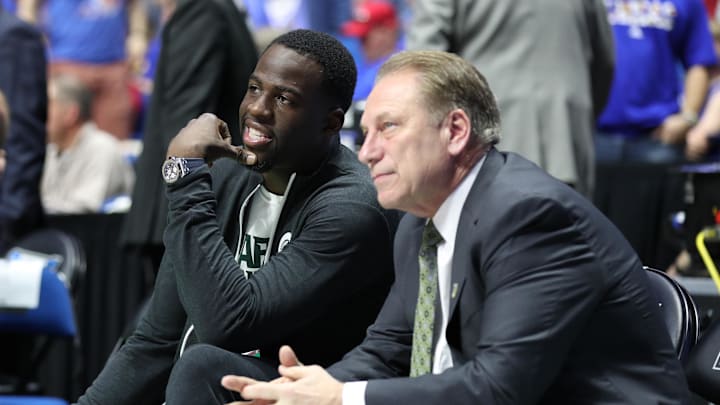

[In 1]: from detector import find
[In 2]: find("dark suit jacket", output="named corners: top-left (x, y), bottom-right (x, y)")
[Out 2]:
top-left (121, 0), bottom-right (258, 247)
top-left (0, 6), bottom-right (46, 254)
top-left (329, 148), bottom-right (689, 404)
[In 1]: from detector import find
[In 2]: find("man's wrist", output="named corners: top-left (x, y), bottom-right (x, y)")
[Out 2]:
top-left (680, 111), bottom-right (699, 126)
top-left (342, 381), bottom-right (368, 405)
top-left (162, 157), bottom-right (206, 184)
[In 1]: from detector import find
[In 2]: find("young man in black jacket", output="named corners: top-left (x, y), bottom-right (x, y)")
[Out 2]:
top-left (76, 29), bottom-right (397, 405)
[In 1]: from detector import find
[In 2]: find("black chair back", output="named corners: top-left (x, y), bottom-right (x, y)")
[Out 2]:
top-left (686, 317), bottom-right (720, 403)
top-left (14, 229), bottom-right (86, 296)
top-left (644, 266), bottom-right (699, 362)
top-left (0, 228), bottom-right (86, 396)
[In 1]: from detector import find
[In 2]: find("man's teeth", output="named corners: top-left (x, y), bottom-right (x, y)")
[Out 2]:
top-left (248, 128), bottom-right (268, 141)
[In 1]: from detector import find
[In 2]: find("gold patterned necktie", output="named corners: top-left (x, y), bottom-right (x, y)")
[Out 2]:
top-left (410, 220), bottom-right (444, 377)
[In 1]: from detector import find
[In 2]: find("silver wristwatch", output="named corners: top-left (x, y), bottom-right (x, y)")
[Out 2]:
top-left (161, 157), bottom-right (205, 184)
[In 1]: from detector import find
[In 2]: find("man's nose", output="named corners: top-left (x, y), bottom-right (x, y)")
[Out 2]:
top-left (358, 132), bottom-right (380, 165)
top-left (247, 95), bottom-right (272, 121)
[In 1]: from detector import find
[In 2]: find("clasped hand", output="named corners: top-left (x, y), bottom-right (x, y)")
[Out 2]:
top-left (166, 113), bottom-right (256, 166)
top-left (222, 345), bottom-right (343, 405)
top-left (652, 113), bottom-right (693, 145)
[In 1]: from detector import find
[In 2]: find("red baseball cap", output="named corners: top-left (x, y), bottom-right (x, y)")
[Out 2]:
top-left (342, 1), bottom-right (399, 38)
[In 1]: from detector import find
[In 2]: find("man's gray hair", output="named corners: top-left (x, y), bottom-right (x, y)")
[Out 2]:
top-left (51, 74), bottom-right (93, 122)
top-left (377, 50), bottom-right (501, 147)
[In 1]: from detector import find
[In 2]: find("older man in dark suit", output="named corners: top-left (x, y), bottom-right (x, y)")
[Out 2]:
top-left (0, 3), bottom-right (46, 255)
top-left (220, 50), bottom-right (689, 404)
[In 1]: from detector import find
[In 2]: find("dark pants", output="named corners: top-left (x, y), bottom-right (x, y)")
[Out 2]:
top-left (165, 344), bottom-right (279, 404)
top-left (594, 131), bottom-right (686, 164)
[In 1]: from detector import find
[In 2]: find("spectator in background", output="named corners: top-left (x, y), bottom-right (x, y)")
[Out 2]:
top-left (0, 3), bottom-right (47, 255)
top-left (596, 0), bottom-right (717, 164)
top-left (41, 75), bottom-right (135, 214)
top-left (121, 0), bottom-right (257, 271)
top-left (17, 0), bottom-right (148, 140)
top-left (686, 19), bottom-right (720, 161)
top-left (342, 0), bottom-right (403, 102)
top-left (0, 3), bottom-right (46, 389)
top-left (705, 0), bottom-right (718, 17)
top-left (686, 91), bottom-right (720, 161)
top-left (244, 0), bottom-right (352, 50)
top-left (129, 0), bottom-right (176, 142)
top-left (407, 0), bottom-right (614, 197)
top-left (0, 0), bottom-right (14, 14)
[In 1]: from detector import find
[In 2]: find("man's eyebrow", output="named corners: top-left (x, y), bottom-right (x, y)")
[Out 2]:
top-left (374, 112), bottom-right (394, 122)
top-left (275, 85), bottom-right (303, 99)
top-left (248, 74), bottom-right (303, 99)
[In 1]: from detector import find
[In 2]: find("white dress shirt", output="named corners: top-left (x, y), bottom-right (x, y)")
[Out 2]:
top-left (343, 156), bottom-right (485, 405)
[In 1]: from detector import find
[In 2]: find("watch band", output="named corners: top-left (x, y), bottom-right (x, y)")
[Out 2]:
top-left (162, 157), bottom-right (206, 184)
top-left (181, 158), bottom-right (206, 173)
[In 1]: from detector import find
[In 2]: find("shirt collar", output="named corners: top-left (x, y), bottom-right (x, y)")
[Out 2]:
top-left (432, 154), bottom-right (486, 247)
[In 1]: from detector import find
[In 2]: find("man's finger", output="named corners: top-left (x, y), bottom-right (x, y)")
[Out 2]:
top-left (222, 375), bottom-right (257, 392)
top-left (218, 120), bottom-right (232, 140)
top-left (200, 112), bottom-right (218, 121)
top-left (279, 345), bottom-right (302, 367)
top-left (222, 376), bottom-right (275, 405)
top-left (241, 382), bottom-right (282, 401)
top-left (278, 364), bottom-right (314, 380)
top-left (269, 376), bottom-right (292, 384)
top-left (235, 147), bottom-right (257, 165)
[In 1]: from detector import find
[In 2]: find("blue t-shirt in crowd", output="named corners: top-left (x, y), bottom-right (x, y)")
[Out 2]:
top-left (1, 0), bottom-right (16, 13)
top-left (44, 0), bottom-right (128, 63)
top-left (598, 0), bottom-right (717, 135)
top-left (244, 0), bottom-right (350, 36)
top-left (350, 38), bottom-right (405, 102)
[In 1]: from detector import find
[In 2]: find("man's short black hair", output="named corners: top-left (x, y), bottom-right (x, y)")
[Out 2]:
top-left (267, 29), bottom-right (357, 112)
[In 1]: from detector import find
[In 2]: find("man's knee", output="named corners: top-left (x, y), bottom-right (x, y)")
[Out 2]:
top-left (170, 344), bottom-right (229, 383)
top-left (166, 344), bottom-right (237, 404)
top-left (166, 344), bottom-right (278, 404)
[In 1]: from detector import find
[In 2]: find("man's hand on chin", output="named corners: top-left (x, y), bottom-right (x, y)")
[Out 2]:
top-left (167, 113), bottom-right (256, 166)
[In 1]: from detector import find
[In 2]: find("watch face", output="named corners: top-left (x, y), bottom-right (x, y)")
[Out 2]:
top-left (162, 159), bottom-right (182, 184)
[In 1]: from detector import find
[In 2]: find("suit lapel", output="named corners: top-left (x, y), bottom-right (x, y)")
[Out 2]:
top-left (447, 148), bottom-right (504, 320)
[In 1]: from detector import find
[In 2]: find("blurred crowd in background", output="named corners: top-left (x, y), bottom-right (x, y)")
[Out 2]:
top-left (1, 0), bottom-right (720, 256)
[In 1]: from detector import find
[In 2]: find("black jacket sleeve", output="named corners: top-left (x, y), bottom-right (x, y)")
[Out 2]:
top-left (76, 2), bottom-right (236, 402)
top-left (75, 254), bottom-right (187, 404)
top-left (164, 167), bottom-right (394, 352)
top-left (78, 153), bottom-right (394, 404)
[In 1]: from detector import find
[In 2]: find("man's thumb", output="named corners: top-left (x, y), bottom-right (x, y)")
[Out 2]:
top-left (279, 345), bottom-right (302, 367)
top-left (233, 146), bottom-right (257, 165)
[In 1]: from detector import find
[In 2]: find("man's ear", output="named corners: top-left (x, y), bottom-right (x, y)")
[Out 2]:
top-left (323, 107), bottom-right (345, 135)
top-left (445, 108), bottom-right (471, 156)
top-left (67, 103), bottom-right (82, 125)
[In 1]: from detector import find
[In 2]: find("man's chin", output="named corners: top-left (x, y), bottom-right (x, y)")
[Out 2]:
top-left (377, 194), bottom-right (398, 211)
top-left (250, 159), bottom-right (273, 173)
